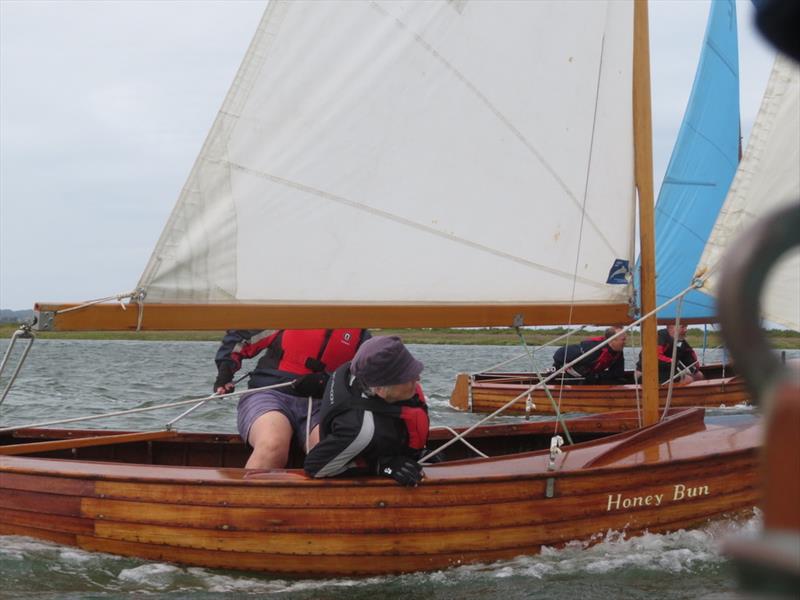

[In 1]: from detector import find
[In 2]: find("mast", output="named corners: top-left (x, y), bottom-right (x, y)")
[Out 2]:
top-left (633, 0), bottom-right (659, 426)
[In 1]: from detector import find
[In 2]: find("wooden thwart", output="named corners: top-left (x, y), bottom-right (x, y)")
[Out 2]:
top-left (0, 430), bottom-right (178, 456)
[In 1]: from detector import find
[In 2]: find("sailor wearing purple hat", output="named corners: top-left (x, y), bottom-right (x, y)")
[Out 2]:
top-left (304, 336), bottom-right (430, 486)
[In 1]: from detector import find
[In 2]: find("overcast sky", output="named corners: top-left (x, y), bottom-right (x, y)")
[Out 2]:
top-left (0, 0), bottom-right (776, 310)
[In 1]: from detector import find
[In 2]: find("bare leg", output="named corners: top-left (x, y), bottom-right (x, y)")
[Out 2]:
top-left (245, 411), bottom-right (293, 469)
top-left (307, 425), bottom-right (320, 453)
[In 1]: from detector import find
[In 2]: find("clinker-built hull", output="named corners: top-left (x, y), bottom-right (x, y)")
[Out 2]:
top-left (0, 409), bottom-right (759, 576)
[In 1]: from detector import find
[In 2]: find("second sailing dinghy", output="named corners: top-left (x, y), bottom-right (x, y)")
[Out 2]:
top-left (1, 1), bottom-right (761, 576)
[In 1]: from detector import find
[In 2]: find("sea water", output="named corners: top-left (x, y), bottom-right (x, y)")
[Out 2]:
top-left (1, 339), bottom-right (788, 599)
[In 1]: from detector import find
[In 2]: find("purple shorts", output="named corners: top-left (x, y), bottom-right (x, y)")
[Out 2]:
top-left (237, 389), bottom-right (321, 449)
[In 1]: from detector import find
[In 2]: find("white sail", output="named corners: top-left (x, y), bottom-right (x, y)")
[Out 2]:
top-left (137, 0), bottom-right (636, 312)
top-left (696, 55), bottom-right (800, 331)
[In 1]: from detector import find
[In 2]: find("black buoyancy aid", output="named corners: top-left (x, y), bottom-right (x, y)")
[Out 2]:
top-left (322, 364), bottom-right (430, 452)
top-left (258, 329), bottom-right (365, 375)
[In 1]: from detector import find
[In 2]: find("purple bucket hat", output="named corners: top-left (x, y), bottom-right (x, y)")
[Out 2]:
top-left (350, 336), bottom-right (423, 387)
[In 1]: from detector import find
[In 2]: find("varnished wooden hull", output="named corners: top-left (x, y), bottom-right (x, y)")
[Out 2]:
top-left (0, 409), bottom-right (760, 576)
top-left (450, 365), bottom-right (750, 415)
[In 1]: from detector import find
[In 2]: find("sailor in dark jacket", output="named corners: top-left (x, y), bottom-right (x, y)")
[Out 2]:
top-left (304, 336), bottom-right (429, 487)
top-left (552, 326), bottom-right (627, 384)
top-left (637, 324), bottom-right (705, 384)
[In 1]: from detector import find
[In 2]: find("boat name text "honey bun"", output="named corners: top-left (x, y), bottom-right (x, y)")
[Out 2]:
top-left (606, 484), bottom-right (710, 511)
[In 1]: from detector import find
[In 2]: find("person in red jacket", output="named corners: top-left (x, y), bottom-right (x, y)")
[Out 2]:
top-left (214, 328), bottom-right (370, 469)
top-left (636, 324), bottom-right (705, 384)
top-left (551, 326), bottom-right (627, 384)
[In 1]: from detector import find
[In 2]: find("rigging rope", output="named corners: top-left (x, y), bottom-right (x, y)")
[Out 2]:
top-left (421, 280), bottom-right (706, 463)
top-left (52, 290), bottom-right (139, 315)
top-left (661, 295), bottom-right (685, 419)
top-left (514, 326), bottom-right (574, 444)
top-left (471, 326), bottom-right (587, 375)
top-left (0, 380), bottom-right (294, 434)
top-left (631, 318), bottom-right (644, 427)
top-left (420, 425), bottom-right (488, 462)
top-left (164, 370), bottom-right (253, 430)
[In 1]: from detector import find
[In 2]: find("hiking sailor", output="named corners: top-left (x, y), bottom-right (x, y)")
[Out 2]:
top-left (214, 328), bottom-right (370, 469)
top-left (304, 336), bottom-right (429, 487)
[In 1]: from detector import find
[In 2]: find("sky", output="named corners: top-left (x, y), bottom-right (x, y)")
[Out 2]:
top-left (0, 0), bottom-right (777, 310)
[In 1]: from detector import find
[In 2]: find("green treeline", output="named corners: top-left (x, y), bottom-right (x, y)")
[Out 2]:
top-left (1, 323), bottom-right (798, 349)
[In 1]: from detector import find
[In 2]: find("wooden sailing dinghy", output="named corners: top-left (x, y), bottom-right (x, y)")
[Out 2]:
top-left (0, 410), bottom-right (760, 576)
top-left (0, 0), bottom-right (768, 575)
top-left (450, 364), bottom-right (749, 416)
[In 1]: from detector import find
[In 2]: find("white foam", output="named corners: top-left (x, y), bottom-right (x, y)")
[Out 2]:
top-left (117, 562), bottom-right (182, 586)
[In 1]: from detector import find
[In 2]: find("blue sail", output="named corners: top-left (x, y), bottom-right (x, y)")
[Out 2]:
top-left (640, 0), bottom-right (740, 321)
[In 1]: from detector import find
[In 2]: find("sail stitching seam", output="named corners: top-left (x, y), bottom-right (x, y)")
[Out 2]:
top-left (221, 160), bottom-right (605, 288)
top-left (369, 0), bottom-right (620, 258)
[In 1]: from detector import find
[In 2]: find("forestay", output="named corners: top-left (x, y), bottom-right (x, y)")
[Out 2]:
top-left (696, 55), bottom-right (800, 331)
top-left (137, 0), bottom-right (636, 318)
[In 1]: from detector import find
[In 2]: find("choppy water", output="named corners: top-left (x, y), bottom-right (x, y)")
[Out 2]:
top-left (1, 339), bottom-right (790, 598)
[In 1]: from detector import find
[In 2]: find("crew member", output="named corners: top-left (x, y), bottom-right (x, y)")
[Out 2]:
top-left (214, 328), bottom-right (370, 469)
top-left (636, 324), bottom-right (704, 384)
top-left (304, 336), bottom-right (429, 487)
top-left (552, 326), bottom-right (627, 384)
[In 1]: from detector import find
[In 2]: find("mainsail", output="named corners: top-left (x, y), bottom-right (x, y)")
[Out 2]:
top-left (131, 1), bottom-right (636, 326)
top-left (696, 55), bottom-right (800, 331)
top-left (640, 0), bottom-right (740, 321)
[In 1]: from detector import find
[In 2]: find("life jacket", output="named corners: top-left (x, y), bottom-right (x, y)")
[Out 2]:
top-left (322, 363), bottom-right (430, 452)
top-left (638, 329), bottom-right (699, 378)
top-left (553, 336), bottom-right (621, 382)
top-left (259, 329), bottom-right (365, 375)
top-left (584, 337), bottom-right (619, 374)
top-left (655, 329), bottom-right (698, 373)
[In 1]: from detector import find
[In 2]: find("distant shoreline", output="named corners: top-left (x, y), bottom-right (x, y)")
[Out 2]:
top-left (2, 323), bottom-right (798, 349)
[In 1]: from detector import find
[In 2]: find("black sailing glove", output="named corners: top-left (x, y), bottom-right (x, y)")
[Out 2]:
top-left (214, 362), bottom-right (235, 393)
top-left (377, 456), bottom-right (424, 487)
top-left (291, 372), bottom-right (330, 398)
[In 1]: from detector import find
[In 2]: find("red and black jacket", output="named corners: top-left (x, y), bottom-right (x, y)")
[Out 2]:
top-left (215, 329), bottom-right (369, 393)
top-left (304, 362), bottom-right (429, 478)
top-left (635, 329), bottom-right (700, 382)
top-left (552, 336), bottom-right (626, 384)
